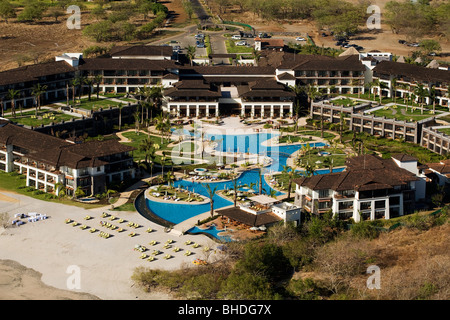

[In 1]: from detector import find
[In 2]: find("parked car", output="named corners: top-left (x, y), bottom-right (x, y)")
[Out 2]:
top-left (231, 34), bottom-right (241, 40)
top-left (196, 41), bottom-right (205, 48)
top-left (258, 32), bottom-right (270, 38)
top-left (398, 39), bottom-right (406, 44)
top-left (408, 43), bottom-right (419, 47)
top-left (195, 33), bottom-right (204, 39)
top-left (172, 45), bottom-right (181, 52)
top-left (296, 37), bottom-right (306, 41)
top-left (236, 40), bottom-right (248, 46)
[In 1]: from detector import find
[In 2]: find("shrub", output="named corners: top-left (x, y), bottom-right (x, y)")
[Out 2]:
top-left (349, 220), bottom-right (382, 239)
top-left (234, 242), bottom-right (291, 283)
top-left (287, 278), bottom-right (324, 300)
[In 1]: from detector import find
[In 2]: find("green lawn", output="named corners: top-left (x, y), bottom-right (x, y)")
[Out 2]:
top-left (225, 39), bottom-right (254, 54)
top-left (295, 147), bottom-right (347, 169)
top-left (0, 171), bottom-right (105, 209)
top-left (120, 131), bottom-right (171, 163)
top-left (296, 130), bottom-right (337, 140)
top-left (342, 131), bottom-right (445, 163)
top-left (5, 110), bottom-right (74, 127)
top-left (371, 105), bottom-right (435, 121)
top-left (437, 128), bottom-right (450, 135)
top-left (74, 97), bottom-right (122, 111)
top-left (331, 98), bottom-right (361, 107)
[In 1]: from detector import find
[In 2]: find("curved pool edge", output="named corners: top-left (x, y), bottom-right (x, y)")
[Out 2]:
top-left (185, 226), bottom-right (233, 243)
top-left (134, 189), bottom-right (175, 229)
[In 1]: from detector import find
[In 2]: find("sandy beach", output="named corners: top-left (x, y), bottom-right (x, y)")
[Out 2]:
top-left (0, 189), bottom-right (220, 300)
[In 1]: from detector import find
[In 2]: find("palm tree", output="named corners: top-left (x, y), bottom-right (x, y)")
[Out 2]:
top-left (54, 182), bottom-right (66, 198)
top-left (133, 110), bottom-right (141, 133)
top-left (281, 165), bottom-right (299, 201)
top-left (77, 75), bottom-right (86, 101)
top-left (84, 77), bottom-right (94, 101)
top-left (118, 103), bottom-right (124, 131)
top-left (251, 47), bottom-right (261, 65)
top-left (230, 174), bottom-right (240, 207)
top-left (160, 153), bottom-right (167, 178)
top-left (155, 114), bottom-right (170, 144)
top-left (429, 85), bottom-right (437, 114)
top-left (391, 77), bottom-right (397, 104)
top-left (339, 112), bottom-right (345, 144)
top-left (65, 81), bottom-right (70, 106)
top-left (139, 135), bottom-right (154, 163)
top-left (351, 78), bottom-right (361, 98)
top-left (7, 89), bottom-right (20, 118)
top-left (415, 84), bottom-right (428, 115)
top-left (31, 84), bottom-right (48, 116)
top-left (93, 74), bottom-right (103, 100)
top-left (399, 83), bottom-right (409, 110)
top-left (166, 170), bottom-right (175, 188)
top-left (256, 163), bottom-right (264, 195)
top-left (322, 156), bottom-right (334, 173)
top-left (186, 45), bottom-right (196, 66)
top-left (71, 77), bottom-right (80, 103)
top-left (0, 96), bottom-right (4, 118)
top-left (365, 81), bottom-right (375, 101)
top-left (303, 162), bottom-right (317, 177)
top-left (372, 79), bottom-right (380, 103)
top-left (305, 84), bottom-right (322, 110)
top-left (149, 84), bottom-right (163, 122)
top-left (204, 184), bottom-right (218, 218)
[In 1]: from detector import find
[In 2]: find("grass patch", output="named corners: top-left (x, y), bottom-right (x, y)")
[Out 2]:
top-left (0, 171), bottom-right (104, 209)
top-left (225, 39), bottom-right (254, 54)
top-left (371, 105), bottom-right (435, 121)
top-left (342, 131), bottom-right (445, 163)
top-left (74, 97), bottom-right (122, 111)
top-left (5, 110), bottom-right (74, 127)
top-left (120, 131), bottom-right (171, 163)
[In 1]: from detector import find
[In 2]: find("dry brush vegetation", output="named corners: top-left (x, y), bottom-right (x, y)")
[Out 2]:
top-left (132, 209), bottom-right (449, 300)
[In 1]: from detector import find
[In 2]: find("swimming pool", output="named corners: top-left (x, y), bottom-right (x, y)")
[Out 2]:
top-left (144, 131), bottom-right (344, 225)
top-left (187, 225), bottom-right (233, 242)
top-left (145, 169), bottom-right (283, 224)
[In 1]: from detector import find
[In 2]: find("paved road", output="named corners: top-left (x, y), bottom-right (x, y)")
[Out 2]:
top-left (190, 0), bottom-right (210, 22)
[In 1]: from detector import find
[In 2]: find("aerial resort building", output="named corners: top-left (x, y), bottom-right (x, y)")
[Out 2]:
top-left (217, 194), bottom-right (301, 228)
top-left (0, 119), bottom-right (135, 197)
top-left (372, 61), bottom-right (450, 107)
top-left (294, 154), bottom-right (427, 221)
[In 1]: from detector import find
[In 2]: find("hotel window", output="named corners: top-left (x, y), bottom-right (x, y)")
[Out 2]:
top-left (360, 201), bottom-right (371, 210)
top-left (318, 189), bottom-right (329, 198)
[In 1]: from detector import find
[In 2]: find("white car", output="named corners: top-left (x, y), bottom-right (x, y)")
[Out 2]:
top-left (231, 35), bottom-right (241, 40)
top-left (296, 37), bottom-right (306, 41)
top-left (236, 40), bottom-right (247, 46)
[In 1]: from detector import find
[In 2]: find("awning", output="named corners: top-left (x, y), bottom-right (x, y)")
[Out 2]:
top-left (248, 195), bottom-right (279, 205)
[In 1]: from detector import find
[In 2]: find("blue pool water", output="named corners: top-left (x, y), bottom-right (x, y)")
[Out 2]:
top-left (145, 131), bottom-right (345, 225)
top-left (146, 169), bottom-right (283, 225)
top-left (188, 225), bottom-right (233, 242)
